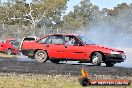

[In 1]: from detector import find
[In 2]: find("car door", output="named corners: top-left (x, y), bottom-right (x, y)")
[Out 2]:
top-left (36, 35), bottom-right (65, 59)
top-left (63, 35), bottom-right (87, 60)
top-left (47, 35), bottom-right (65, 59)
top-left (35, 35), bottom-right (51, 50)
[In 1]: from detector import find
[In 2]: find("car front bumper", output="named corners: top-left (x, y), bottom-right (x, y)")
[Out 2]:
top-left (104, 54), bottom-right (126, 63)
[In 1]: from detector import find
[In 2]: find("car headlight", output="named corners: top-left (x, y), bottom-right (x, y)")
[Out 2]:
top-left (121, 54), bottom-right (126, 59)
top-left (110, 51), bottom-right (120, 54)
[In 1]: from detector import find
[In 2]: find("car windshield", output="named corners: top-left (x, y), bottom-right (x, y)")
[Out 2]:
top-left (78, 36), bottom-right (95, 44)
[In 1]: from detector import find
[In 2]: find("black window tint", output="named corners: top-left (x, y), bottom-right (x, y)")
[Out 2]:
top-left (23, 38), bottom-right (35, 41)
top-left (51, 35), bottom-right (63, 44)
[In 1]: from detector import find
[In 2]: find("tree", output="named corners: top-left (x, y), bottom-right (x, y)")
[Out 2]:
top-left (62, 0), bottom-right (93, 31)
top-left (0, 0), bottom-right (67, 36)
top-left (107, 3), bottom-right (129, 16)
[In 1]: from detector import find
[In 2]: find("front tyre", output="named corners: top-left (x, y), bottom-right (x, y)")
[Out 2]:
top-left (91, 52), bottom-right (102, 66)
top-left (35, 50), bottom-right (48, 63)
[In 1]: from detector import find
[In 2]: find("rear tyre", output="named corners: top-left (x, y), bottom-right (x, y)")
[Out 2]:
top-left (105, 62), bottom-right (114, 67)
top-left (35, 50), bottom-right (48, 63)
top-left (6, 49), bottom-right (12, 55)
top-left (91, 52), bottom-right (102, 66)
top-left (50, 60), bottom-right (60, 64)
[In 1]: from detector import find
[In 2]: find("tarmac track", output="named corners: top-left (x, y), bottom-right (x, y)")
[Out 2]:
top-left (0, 57), bottom-right (132, 77)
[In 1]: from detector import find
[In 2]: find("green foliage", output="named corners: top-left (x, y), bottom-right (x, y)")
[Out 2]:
top-left (0, 0), bottom-right (132, 37)
top-left (62, 0), bottom-right (92, 30)
top-left (0, 0), bottom-right (67, 28)
top-left (107, 3), bottom-right (129, 16)
top-left (0, 1), bottom-right (30, 25)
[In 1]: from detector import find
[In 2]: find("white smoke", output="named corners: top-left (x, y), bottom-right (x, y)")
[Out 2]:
top-left (76, 8), bottom-right (132, 67)
top-left (79, 8), bottom-right (132, 48)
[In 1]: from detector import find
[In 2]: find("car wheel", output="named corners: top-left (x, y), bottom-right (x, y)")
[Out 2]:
top-left (105, 62), bottom-right (114, 67)
top-left (91, 52), bottom-right (102, 66)
top-left (6, 49), bottom-right (12, 55)
top-left (35, 50), bottom-right (48, 63)
top-left (50, 60), bottom-right (60, 64)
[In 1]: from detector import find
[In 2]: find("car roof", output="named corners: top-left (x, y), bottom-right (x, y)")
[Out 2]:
top-left (44, 34), bottom-right (78, 36)
top-left (24, 36), bottom-right (38, 38)
top-left (37, 34), bottom-right (80, 41)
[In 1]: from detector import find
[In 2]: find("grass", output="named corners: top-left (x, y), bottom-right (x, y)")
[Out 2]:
top-left (0, 73), bottom-right (131, 88)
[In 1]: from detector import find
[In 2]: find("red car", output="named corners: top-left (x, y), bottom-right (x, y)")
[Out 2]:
top-left (0, 39), bottom-right (20, 55)
top-left (21, 34), bottom-right (126, 67)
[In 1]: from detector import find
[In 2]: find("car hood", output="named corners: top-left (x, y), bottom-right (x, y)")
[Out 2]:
top-left (85, 44), bottom-right (124, 53)
top-left (96, 45), bottom-right (122, 51)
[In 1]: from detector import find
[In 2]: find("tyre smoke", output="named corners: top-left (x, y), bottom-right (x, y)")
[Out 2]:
top-left (76, 8), bottom-right (132, 67)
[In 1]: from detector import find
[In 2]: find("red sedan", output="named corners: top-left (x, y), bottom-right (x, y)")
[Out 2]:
top-left (21, 34), bottom-right (126, 67)
top-left (0, 39), bottom-right (20, 55)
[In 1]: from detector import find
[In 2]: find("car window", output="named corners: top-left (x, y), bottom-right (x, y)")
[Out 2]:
top-left (78, 36), bottom-right (94, 44)
top-left (65, 36), bottom-right (70, 42)
top-left (65, 36), bottom-right (75, 45)
top-left (37, 36), bottom-right (49, 43)
top-left (65, 36), bottom-right (81, 46)
top-left (51, 35), bottom-right (64, 44)
top-left (10, 40), bottom-right (19, 46)
top-left (45, 37), bottom-right (52, 44)
top-left (23, 38), bottom-right (35, 41)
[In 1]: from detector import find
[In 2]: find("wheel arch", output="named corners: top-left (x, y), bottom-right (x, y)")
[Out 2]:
top-left (90, 51), bottom-right (105, 62)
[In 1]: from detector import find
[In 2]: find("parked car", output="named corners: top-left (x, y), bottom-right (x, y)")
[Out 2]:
top-left (0, 39), bottom-right (20, 55)
top-left (21, 34), bottom-right (126, 67)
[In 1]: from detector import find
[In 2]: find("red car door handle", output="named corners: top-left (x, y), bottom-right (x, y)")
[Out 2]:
top-left (46, 45), bottom-right (49, 47)
top-left (64, 46), bottom-right (67, 48)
